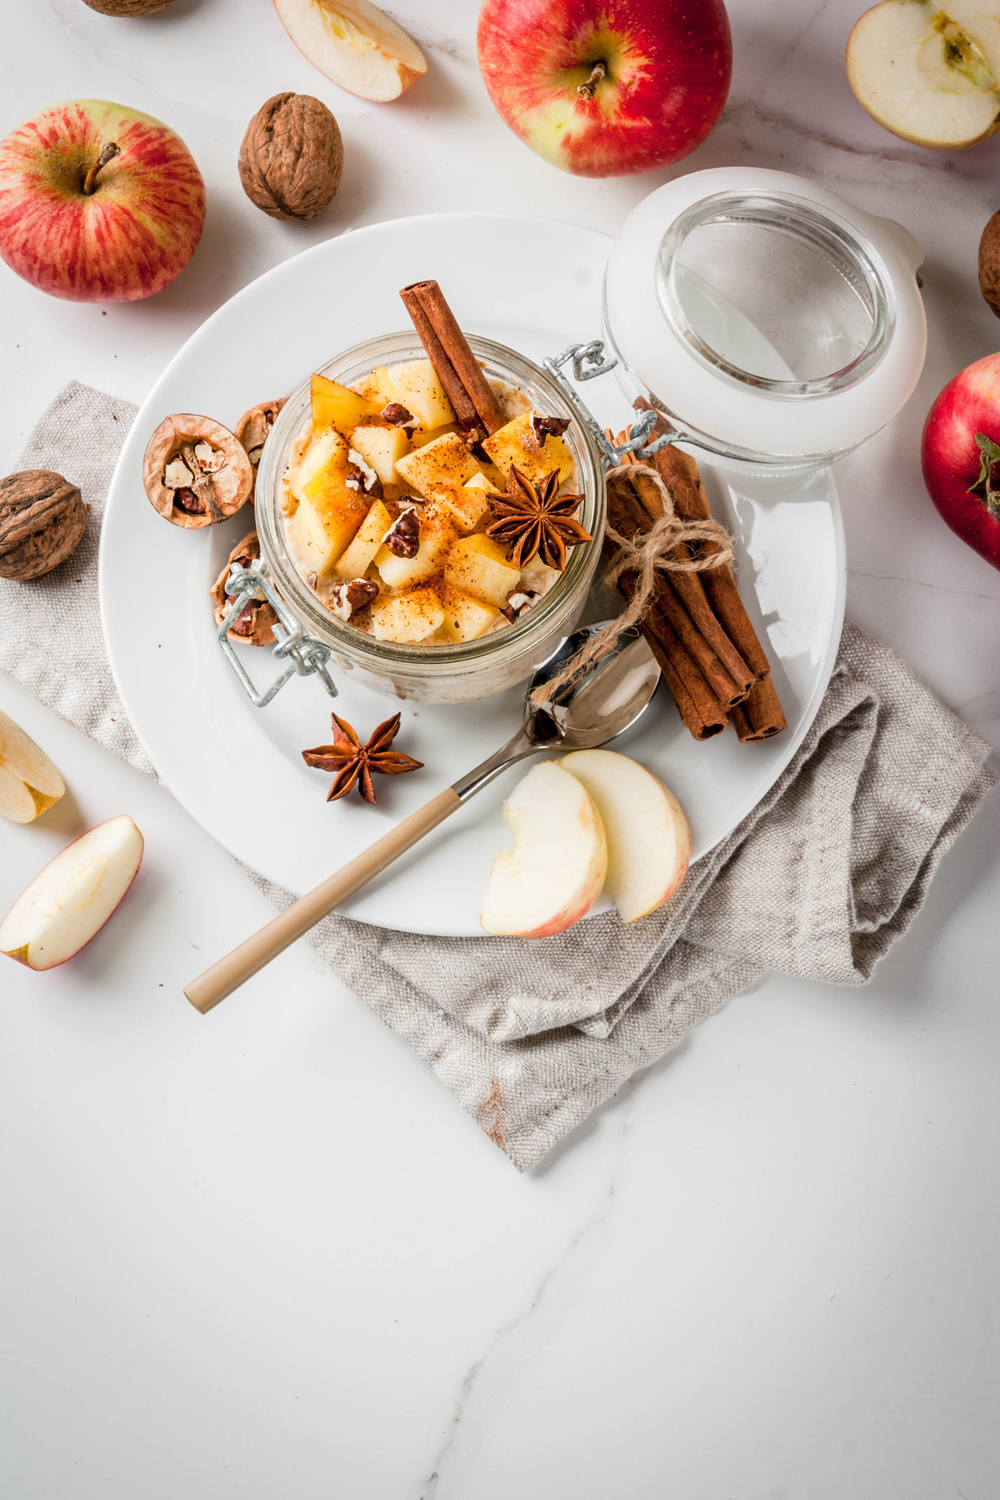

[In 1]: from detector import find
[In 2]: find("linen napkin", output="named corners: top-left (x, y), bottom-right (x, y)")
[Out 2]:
top-left (2, 383), bottom-right (994, 1170)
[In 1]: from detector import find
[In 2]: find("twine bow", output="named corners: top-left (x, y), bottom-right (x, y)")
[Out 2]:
top-left (529, 462), bottom-right (735, 709)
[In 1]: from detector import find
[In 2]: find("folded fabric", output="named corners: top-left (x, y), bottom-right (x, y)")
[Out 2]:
top-left (3, 383), bottom-right (994, 1170)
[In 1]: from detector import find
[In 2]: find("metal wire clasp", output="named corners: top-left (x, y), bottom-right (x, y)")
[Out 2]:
top-left (217, 558), bottom-right (337, 708)
top-left (543, 341), bottom-right (684, 468)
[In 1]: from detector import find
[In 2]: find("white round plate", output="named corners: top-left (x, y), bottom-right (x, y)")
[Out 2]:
top-left (100, 213), bottom-right (845, 937)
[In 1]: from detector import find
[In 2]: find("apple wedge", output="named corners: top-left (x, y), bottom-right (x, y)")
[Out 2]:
top-left (274, 0), bottom-right (427, 103)
top-left (0, 710), bottom-right (65, 823)
top-left (559, 750), bottom-right (690, 923)
top-left (480, 761), bottom-right (607, 938)
top-left (1, 815), bottom-right (144, 970)
top-left (847, 0), bottom-right (1000, 149)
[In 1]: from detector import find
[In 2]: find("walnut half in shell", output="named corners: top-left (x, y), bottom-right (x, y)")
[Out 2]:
top-left (210, 532), bottom-right (278, 647)
top-left (143, 415), bottom-right (253, 528)
top-left (235, 397), bottom-right (286, 498)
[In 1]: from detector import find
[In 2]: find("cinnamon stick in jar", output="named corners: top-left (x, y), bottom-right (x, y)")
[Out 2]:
top-left (400, 280), bottom-right (506, 438)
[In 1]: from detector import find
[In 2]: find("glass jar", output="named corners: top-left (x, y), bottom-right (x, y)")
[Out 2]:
top-left (602, 167), bottom-right (927, 474)
top-left (254, 332), bottom-right (605, 704)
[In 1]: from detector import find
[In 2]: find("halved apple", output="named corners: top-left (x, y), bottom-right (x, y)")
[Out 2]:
top-left (847, 0), bottom-right (1000, 149)
top-left (1, 815), bottom-right (144, 971)
top-left (559, 750), bottom-right (690, 923)
top-left (480, 761), bottom-right (607, 938)
top-left (273, 0), bottom-right (428, 103)
top-left (0, 710), bottom-right (65, 824)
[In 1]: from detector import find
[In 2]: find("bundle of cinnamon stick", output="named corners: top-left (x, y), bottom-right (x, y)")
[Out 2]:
top-left (606, 410), bottom-right (787, 743)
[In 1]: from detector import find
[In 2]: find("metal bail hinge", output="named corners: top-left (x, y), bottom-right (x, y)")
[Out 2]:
top-left (543, 340), bottom-right (685, 468)
top-left (217, 560), bottom-right (338, 708)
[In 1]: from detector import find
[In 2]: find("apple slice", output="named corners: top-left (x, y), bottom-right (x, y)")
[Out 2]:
top-left (847, 0), bottom-right (1000, 149)
top-left (0, 710), bottom-right (65, 824)
top-left (311, 372), bottom-right (377, 432)
top-left (480, 761), bottom-right (607, 938)
top-left (1, 815), bottom-right (144, 970)
top-left (273, 0), bottom-right (427, 103)
top-left (559, 750), bottom-right (690, 923)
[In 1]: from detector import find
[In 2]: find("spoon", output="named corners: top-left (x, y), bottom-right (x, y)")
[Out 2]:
top-left (184, 622), bottom-right (660, 1013)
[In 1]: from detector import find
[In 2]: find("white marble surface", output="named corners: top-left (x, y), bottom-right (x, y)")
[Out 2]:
top-left (1, 2), bottom-right (998, 1496)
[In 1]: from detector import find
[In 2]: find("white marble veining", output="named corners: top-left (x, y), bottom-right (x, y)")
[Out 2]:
top-left (1, 1), bottom-right (998, 1496)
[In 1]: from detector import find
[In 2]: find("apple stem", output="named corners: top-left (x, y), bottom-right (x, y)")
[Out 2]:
top-left (577, 62), bottom-right (607, 100)
top-left (82, 141), bottom-right (121, 195)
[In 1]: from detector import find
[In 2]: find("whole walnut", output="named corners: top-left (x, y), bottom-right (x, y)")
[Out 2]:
top-left (0, 471), bottom-right (88, 581)
top-left (239, 93), bottom-right (343, 222)
top-left (81, 0), bottom-right (176, 12)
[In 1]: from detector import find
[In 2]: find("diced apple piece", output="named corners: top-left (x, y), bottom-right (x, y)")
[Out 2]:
top-left (395, 433), bottom-right (480, 496)
top-left (388, 359), bottom-right (456, 429)
top-left (409, 423), bottom-right (460, 451)
top-left (480, 762), bottom-right (607, 938)
top-left (439, 584), bottom-right (500, 642)
top-left (335, 498), bottom-right (392, 578)
top-left (352, 365), bottom-right (394, 406)
top-left (0, 711), bottom-right (65, 825)
top-left (445, 533), bottom-right (522, 608)
top-left (559, 750), bottom-right (691, 923)
top-left (287, 486), bottom-right (369, 576)
top-left (374, 509), bottom-right (457, 589)
top-left (311, 372), bottom-right (378, 433)
top-left (273, 0), bottom-right (427, 103)
top-left (349, 423), bottom-right (411, 486)
top-left (370, 587), bottom-right (445, 642)
top-left (482, 412), bottom-right (575, 487)
top-left (288, 428), bottom-right (350, 503)
top-left (1, 815), bottom-right (144, 971)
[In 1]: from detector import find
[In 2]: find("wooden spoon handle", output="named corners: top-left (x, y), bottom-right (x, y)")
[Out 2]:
top-left (184, 787), bottom-right (462, 1014)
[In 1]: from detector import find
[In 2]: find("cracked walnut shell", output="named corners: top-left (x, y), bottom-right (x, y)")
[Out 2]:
top-left (239, 93), bottom-right (343, 222)
top-left (0, 470), bottom-right (87, 581)
top-left (235, 397), bottom-right (286, 497)
top-left (210, 531), bottom-right (277, 646)
top-left (143, 414), bottom-right (253, 528)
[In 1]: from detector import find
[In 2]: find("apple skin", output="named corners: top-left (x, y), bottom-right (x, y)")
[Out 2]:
top-left (0, 99), bottom-right (205, 303)
top-left (476, 0), bottom-right (732, 177)
top-left (921, 353), bottom-right (1000, 573)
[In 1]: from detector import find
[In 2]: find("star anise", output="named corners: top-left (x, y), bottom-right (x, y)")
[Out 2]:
top-left (301, 713), bottom-right (423, 804)
top-left (484, 466), bottom-right (592, 571)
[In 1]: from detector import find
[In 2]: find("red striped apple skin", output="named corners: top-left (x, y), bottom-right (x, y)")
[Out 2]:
top-left (477, 0), bottom-right (731, 177)
top-left (921, 354), bottom-right (1000, 573)
top-left (0, 99), bottom-right (205, 302)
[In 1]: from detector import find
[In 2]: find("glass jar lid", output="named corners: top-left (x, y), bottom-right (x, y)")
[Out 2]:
top-left (604, 167), bottom-right (926, 461)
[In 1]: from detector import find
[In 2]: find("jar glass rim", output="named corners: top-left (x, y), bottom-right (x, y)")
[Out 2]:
top-left (254, 331), bottom-right (605, 679)
top-left (656, 190), bottom-right (895, 400)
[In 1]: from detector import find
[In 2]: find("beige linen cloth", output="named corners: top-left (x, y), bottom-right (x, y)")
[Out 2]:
top-left (2, 384), bottom-right (995, 1169)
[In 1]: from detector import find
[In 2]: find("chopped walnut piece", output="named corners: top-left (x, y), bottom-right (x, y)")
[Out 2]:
top-left (531, 414), bottom-right (571, 447)
top-left (502, 587), bottom-right (540, 622)
top-left (163, 457), bottom-right (194, 489)
top-left (193, 441), bottom-right (225, 473)
top-left (381, 402), bottom-right (416, 428)
top-left (346, 459), bottom-right (384, 499)
top-left (328, 577), bottom-right (379, 621)
top-left (382, 508), bottom-right (420, 558)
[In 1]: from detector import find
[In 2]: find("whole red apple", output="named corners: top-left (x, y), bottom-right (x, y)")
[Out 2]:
top-left (921, 353), bottom-right (1000, 573)
top-left (476, 0), bottom-right (732, 177)
top-left (0, 99), bottom-right (205, 303)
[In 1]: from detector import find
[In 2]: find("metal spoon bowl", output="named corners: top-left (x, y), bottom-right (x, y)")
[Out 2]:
top-left (185, 622), bottom-right (660, 1013)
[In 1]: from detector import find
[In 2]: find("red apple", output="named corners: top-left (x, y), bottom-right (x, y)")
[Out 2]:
top-left (0, 98), bottom-right (205, 303)
top-left (476, 0), bottom-right (732, 178)
top-left (921, 353), bottom-right (1000, 573)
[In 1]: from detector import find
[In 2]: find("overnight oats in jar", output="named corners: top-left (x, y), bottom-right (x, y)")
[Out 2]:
top-left (254, 288), bottom-right (605, 703)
